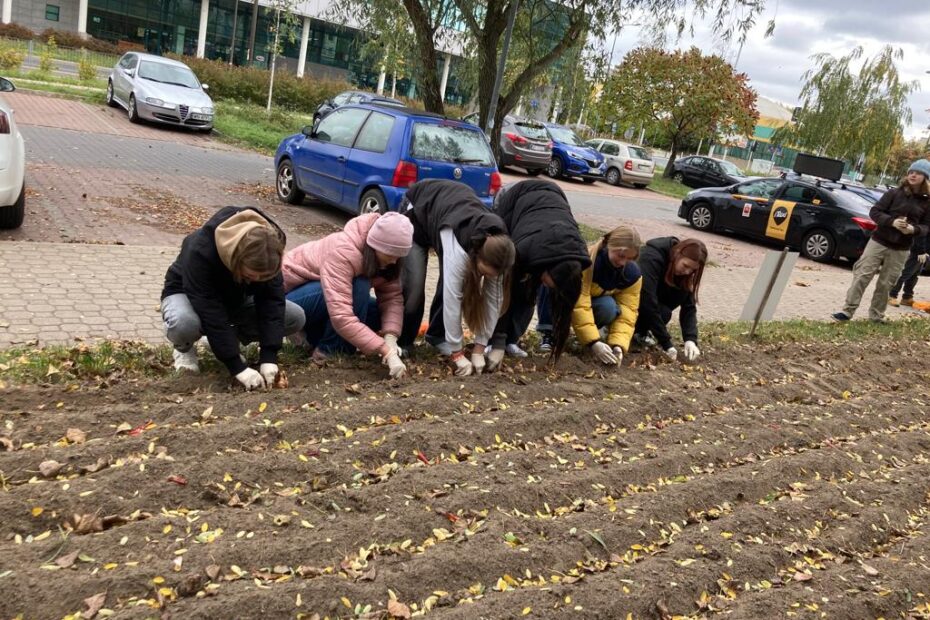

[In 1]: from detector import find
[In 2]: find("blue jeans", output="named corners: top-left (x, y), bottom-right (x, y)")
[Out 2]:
top-left (286, 277), bottom-right (381, 354)
top-left (536, 287), bottom-right (619, 333)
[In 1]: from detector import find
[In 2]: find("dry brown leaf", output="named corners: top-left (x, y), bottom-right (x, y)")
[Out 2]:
top-left (65, 513), bottom-right (103, 535)
top-left (205, 564), bottom-right (221, 581)
top-left (273, 369), bottom-right (289, 389)
top-left (0, 436), bottom-right (14, 451)
top-left (793, 571), bottom-right (812, 582)
top-left (115, 422), bottom-right (133, 434)
top-left (82, 591), bottom-right (106, 619)
top-left (39, 460), bottom-right (64, 477)
top-left (387, 599), bottom-right (411, 619)
top-left (81, 457), bottom-right (108, 474)
top-left (345, 383), bottom-right (362, 395)
top-left (862, 563), bottom-right (879, 576)
top-left (66, 428), bottom-right (87, 444)
top-left (55, 550), bottom-right (80, 568)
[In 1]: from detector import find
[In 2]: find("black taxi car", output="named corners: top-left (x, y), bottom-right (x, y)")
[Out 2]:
top-left (678, 176), bottom-right (876, 262)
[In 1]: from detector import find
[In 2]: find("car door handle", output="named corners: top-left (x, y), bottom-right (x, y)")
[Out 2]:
top-left (337, 156), bottom-right (347, 163)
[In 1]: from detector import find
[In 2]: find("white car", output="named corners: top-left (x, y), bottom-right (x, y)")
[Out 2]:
top-left (106, 53), bottom-right (214, 132)
top-left (586, 138), bottom-right (656, 188)
top-left (0, 76), bottom-right (25, 229)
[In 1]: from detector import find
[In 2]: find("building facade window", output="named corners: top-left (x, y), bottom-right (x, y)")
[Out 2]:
top-left (45, 4), bottom-right (60, 21)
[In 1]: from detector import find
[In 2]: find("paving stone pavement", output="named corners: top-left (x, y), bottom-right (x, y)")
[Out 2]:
top-left (1, 241), bottom-right (918, 348)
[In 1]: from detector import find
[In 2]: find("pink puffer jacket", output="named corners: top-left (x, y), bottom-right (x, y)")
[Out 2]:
top-left (282, 213), bottom-right (403, 355)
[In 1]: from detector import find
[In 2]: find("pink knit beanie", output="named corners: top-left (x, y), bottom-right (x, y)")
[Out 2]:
top-left (367, 212), bottom-right (413, 257)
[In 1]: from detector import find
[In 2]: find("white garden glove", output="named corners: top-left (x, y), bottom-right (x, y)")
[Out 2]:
top-left (918, 253), bottom-right (929, 265)
top-left (590, 341), bottom-right (619, 365)
top-left (383, 333), bottom-right (400, 357)
top-left (259, 363), bottom-right (278, 386)
top-left (612, 346), bottom-right (624, 365)
top-left (236, 367), bottom-right (266, 391)
top-left (664, 346), bottom-right (678, 362)
top-left (451, 352), bottom-right (474, 377)
top-left (683, 341), bottom-right (701, 362)
top-left (383, 351), bottom-right (407, 379)
top-left (471, 352), bottom-right (486, 376)
top-left (486, 348), bottom-right (505, 372)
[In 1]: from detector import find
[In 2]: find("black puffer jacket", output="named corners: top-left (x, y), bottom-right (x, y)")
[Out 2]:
top-left (403, 180), bottom-right (506, 253)
top-left (870, 186), bottom-right (930, 251)
top-left (162, 206), bottom-right (286, 375)
top-left (492, 180), bottom-right (591, 272)
top-left (635, 237), bottom-right (698, 351)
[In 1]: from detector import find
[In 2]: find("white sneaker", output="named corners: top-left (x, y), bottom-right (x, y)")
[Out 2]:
top-left (173, 348), bottom-right (200, 373)
top-left (506, 343), bottom-right (528, 358)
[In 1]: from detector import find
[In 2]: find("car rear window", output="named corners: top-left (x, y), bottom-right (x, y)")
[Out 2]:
top-left (627, 146), bottom-right (650, 161)
top-left (410, 122), bottom-right (495, 166)
top-left (832, 189), bottom-right (874, 210)
top-left (515, 122), bottom-right (547, 141)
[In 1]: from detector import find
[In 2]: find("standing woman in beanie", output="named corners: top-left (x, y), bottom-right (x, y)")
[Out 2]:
top-left (834, 159), bottom-right (930, 322)
top-left (399, 179), bottom-right (516, 377)
top-left (487, 180), bottom-right (591, 367)
top-left (161, 206), bottom-right (306, 390)
top-left (283, 212), bottom-right (413, 379)
top-left (634, 237), bottom-right (708, 363)
top-left (561, 225), bottom-right (643, 366)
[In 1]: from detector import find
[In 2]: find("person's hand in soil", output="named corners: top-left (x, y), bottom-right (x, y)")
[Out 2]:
top-left (590, 341), bottom-right (619, 365)
top-left (450, 350), bottom-right (474, 377)
top-left (612, 346), bottom-right (624, 365)
top-left (236, 367), bottom-right (266, 391)
top-left (663, 346), bottom-right (678, 362)
top-left (470, 344), bottom-right (487, 375)
top-left (486, 347), bottom-right (505, 372)
top-left (683, 341), bottom-right (701, 362)
top-left (259, 363), bottom-right (278, 387)
top-left (383, 349), bottom-right (407, 379)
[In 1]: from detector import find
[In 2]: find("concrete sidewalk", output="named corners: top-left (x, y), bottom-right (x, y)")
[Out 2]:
top-left (1, 241), bottom-right (919, 349)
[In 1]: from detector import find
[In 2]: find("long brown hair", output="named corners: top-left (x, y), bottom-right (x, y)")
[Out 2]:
top-left (362, 245), bottom-right (403, 281)
top-left (589, 225), bottom-right (642, 263)
top-left (461, 234), bottom-right (515, 333)
top-left (230, 225), bottom-right (285, 282)
top-left (899, 175), bottom-right (930, 196)
top-left (546, 260), bottom-right (584, 363)
top-left (664, 238), bottom-right (708, 302)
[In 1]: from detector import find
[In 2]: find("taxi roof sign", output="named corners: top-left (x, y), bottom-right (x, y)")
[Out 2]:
top-left (793, 153), bottom-right (844, 182)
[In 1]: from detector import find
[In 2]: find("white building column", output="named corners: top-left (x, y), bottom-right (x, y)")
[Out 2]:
top-left (296, 16), bottom-right (310, 78)
top-left (2, 0), bottom-right (12, 26)
top-left (77, 0), bottom-right (88, 34)
top-left (376, 68), bottom-right (386, 95)
top-left (196, 0), bottom-right (209, 58)
top-left (439, 52), bottom-right (451, 101)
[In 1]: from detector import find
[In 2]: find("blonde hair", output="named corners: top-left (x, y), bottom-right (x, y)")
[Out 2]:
top-left (589, 225), bottom-right (642, 262)
top-left (230, 226), bottom-right (285, 282)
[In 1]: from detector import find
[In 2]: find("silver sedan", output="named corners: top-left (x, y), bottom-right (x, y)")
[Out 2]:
top-left (106, 53), bottom-right (214, 132)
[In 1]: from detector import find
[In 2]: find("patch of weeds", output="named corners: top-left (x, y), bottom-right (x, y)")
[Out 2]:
top-left (577, 222), bottom-right (606, 244)
top-left (702, 316), bottom-right (930, 344)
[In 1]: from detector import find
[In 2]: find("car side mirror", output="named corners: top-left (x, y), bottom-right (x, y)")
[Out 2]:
top-left (202, 83), bottom-right (209, 91)
top-left (0, 77), bottom-right (15, 92)
top-left (126, 69), bottom-right (135, 77)
top-left (301, 124), bottom-right (315, 138)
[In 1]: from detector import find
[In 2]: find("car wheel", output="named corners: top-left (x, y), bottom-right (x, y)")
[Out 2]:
top-left (547, 157), bottom-right (563, 179)
top-left (672, 172), bottom-right (685, 183)
top-left (359, 188), bottom-right (387, 215)
top-left (802, 229), bottom-right (835, 262)
top-left (605, 167), bottom-right (621, 186)
top-left (526, 168), bottom-right (543, 177)
top-left (127, 94), bottom-right (140, 123)
top-left (105, 81), bottom-right (117, 108)
top-left (688, 203), bottom-right (714, 231)
top-left (0, 183), bottom-right (25, 229)
top-left (276, 159), bottom-right (305, 205)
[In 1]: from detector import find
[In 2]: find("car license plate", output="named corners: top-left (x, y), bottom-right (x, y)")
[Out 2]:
top-left (638, 164), bottom-right (649, 170)
top-left (588, 167), bottom-right (601, 174)
top-left (191, 113), bottom-right (211, 121)
top-left (531, 144), bottom-right (545, 151)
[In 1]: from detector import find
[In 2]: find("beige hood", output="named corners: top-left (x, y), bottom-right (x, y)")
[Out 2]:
top-left (214, 210), bottom-right (273, 271)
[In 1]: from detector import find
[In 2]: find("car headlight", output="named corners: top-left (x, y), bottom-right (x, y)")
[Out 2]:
top-left (145, 98), bottom-right (175, 109)
top-left (199, 106), bottom-right (214, 115)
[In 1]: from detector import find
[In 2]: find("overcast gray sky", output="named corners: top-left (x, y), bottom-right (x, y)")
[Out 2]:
top-left (608, 0), bottom-right (930, 140)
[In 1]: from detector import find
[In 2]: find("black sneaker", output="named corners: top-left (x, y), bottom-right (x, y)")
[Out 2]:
top-left (538, 332), bottom-right (553, 354)
top-left (831, 311), bottom-right (851, 322)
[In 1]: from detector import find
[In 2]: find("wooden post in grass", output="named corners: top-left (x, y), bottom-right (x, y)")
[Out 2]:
top-left (741, 247), bottom-right (798, 338)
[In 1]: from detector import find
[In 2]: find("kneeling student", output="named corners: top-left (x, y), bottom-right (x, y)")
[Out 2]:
top-left (283, 212), bottom-right (412, 379)
top-left (161, 206), bottom-right (305, 390)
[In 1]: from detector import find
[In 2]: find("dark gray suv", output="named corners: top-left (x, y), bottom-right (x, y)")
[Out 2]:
top-left (463, 114), bottom-right (552, 175)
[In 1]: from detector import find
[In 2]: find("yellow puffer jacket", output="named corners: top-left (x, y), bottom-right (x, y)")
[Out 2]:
top-left (571, 266), bottom-right (642, 352)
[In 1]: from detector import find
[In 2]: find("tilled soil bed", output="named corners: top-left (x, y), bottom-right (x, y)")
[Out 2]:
top-left (2, 338), bottom-right (930, 619)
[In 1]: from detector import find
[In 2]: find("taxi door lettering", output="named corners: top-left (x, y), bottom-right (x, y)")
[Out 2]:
top-left (742, 203), bottom-right (752, 217)
top-left (765, 200), bottom-right (797, 241)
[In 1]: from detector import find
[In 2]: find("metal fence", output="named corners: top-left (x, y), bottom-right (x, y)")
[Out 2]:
top-left (0, 37), bottom-right (118, 68)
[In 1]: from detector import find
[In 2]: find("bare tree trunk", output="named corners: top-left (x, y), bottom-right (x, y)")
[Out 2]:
top-left (664, 140), bottom-right (680, 178)
top-left (402, 0), bottom-right (443, 113)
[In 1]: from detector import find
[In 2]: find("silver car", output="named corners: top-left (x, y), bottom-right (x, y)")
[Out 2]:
top-left (106, 53), bottom-right (214, 132)
top-left (586, 138), bottom-right (655, 188)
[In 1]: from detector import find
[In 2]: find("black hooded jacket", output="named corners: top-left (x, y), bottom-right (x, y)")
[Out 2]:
top-left (162, 206), bottom-right (286, 374)
top-left (635, 237), bottom-right (698, 350)
top-left (403, 180), bottom-right (507, 253)
top-left (491, 180), bottom-right (591, 347)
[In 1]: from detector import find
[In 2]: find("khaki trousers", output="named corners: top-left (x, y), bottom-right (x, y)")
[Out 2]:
top-left (842, 239), bottom-right (910, 320)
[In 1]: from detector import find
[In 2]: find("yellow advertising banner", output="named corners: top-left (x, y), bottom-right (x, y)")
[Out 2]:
top-left (765, 200), bottom-right (797, 241)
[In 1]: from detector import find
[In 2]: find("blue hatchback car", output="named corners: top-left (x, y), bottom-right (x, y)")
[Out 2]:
top-left (275, 103), bottom-right (501, 214)
top-left (543, 122), bottom-right (605, 183)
